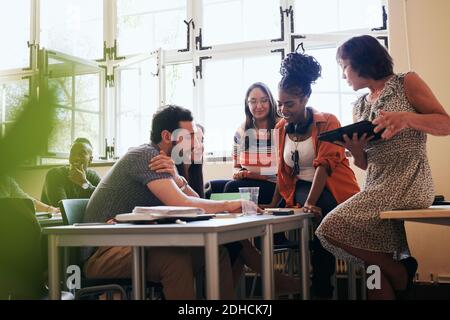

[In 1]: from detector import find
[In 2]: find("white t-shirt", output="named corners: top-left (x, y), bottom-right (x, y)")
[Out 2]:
top-left (283, 135), bottom-right (316, 182)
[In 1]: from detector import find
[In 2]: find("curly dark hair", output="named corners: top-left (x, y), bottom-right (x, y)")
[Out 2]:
top-left (279, 52), bottom-right (322, 98)
top-left (336, 35), bottom-right (393, 80)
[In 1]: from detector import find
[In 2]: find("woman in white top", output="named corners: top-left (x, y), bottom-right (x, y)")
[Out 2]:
top-left (268, 51), bottom-right (360, 299)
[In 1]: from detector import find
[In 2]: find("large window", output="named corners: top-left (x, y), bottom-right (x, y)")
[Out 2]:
top-left (117, 0), bottom-right (187, 55)
top-left (202, 54), bottom-right (281, 156)
top-left (115, 55), bottom-right (158, 156)
top-left (165, 63), bottom-right (193, 111)
top-left (0, 0), bottom-right (31, 70)
top-left (44, 50), bottom-right (104, 157)
top-left (0, 0), bottom-right (387, 163)
top-left (40, 0), bottom-right (103, 60)
top-left (203, 0), bottom-right (279, 46)
top-left (294, 0), bottom-right (383, 34)
top-left (0, 78), bottom-right (30, 137)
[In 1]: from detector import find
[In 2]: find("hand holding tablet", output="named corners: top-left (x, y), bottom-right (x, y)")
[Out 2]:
top-left (318, 120), bottom-right (385, 144)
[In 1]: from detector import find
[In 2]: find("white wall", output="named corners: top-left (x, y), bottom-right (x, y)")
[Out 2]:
top-left (388, 0), bottom-right (450, 283)
top-left (389, 0), bottom-right (450, 199)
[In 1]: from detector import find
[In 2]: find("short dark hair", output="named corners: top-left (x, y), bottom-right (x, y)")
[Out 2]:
top-left (72, 137), bottom-right (92, 148)
top-left (279, 52), bottom-right (322, 98)
top-left (150, 105), bottom-right (194, 144)
top-left (336, 35), bottom-right (394, 80)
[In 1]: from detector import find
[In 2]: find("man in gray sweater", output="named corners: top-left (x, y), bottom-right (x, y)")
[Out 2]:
top-left (83, 105), bottom-right (245, 299)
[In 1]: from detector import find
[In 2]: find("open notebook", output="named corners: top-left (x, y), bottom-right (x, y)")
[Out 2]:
top-left (133, 206), bottom-right (205, 215)
top-left (115, 206), bottom-right (213, 223)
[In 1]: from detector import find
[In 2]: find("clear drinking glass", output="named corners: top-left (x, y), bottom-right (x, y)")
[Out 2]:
top-left (239, 187), bottom-right (259, 215)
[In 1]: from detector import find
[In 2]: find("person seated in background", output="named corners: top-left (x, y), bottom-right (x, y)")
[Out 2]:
top-left (83, 105), bottom-right (251, 300)
top-left (207, 82), bottom-right (280, 205)
top-left (41, 137), bottom-right (101, 207)
top-left (0, 174), bottom-right (59, 213)
top-left (149, 123), bottom-right (301, 297)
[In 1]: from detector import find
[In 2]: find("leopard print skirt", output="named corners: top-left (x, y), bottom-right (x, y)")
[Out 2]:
top-left (316, 142), bottom-right (434, 266)
top-left (315, 74), bottom-right (435, 266)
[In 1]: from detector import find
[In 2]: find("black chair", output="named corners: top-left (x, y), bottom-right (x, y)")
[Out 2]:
top-left (60, 198), bottom-right (87, 225)
top-left (59, 199), bottom-right (162, 300)
top-left (59, 199), bottom-right (127, 299)
top-left (0, 198), bottom-right (73, 300)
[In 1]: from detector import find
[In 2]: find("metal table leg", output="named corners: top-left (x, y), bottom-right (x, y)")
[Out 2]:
top-left (48, 235), bottom-right (61, 300)
top-left (140, 247), bottom-right (146, 299)
top-left (301, 218), bottom-right (311, 300)
top-left (132, 247), bottom-right (143, 300)
top-left (262, 223), bottom-right (274, 299)
top-left (204, 233), bottom-right (220, 300)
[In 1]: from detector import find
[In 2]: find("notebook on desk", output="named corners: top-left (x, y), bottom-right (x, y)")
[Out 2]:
top-left (115, 213), bottom-right (215, 224)
top-left (132, 206), bottom-right (205, 215)
top-left (115, 206), bottom-right (212, 223)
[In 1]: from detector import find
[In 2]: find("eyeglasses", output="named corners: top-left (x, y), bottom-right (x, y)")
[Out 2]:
top-left (291, 150), bottom-right (300, 175)
top-left (248, 98), bottom-right (270, 107)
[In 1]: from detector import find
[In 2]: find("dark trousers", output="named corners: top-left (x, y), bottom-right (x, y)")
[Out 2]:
top-left (205, 180), bottom-right (229, 199)
top-left (295, 180), bottom-right (337, 298)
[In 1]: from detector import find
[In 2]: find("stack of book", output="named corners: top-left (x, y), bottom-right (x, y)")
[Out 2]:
top-left (115, 206), bottom-right (211, 223)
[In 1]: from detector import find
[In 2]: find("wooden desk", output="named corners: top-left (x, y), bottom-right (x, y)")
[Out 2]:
top-left (380, 205), bottom-right (450, 226)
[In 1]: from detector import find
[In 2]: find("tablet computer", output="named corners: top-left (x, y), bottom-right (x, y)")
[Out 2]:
top-left (318, 120), bottom-right (384, 144)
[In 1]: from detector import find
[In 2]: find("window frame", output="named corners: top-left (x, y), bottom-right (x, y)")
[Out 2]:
top-left (0, 0), bottom-right (389, 163)
top-left (39, 49), bottom-right (106, 160)
top-left (0, 73), bottom-right (33, 138)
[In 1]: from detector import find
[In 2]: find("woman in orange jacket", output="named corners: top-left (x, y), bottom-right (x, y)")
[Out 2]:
top-left (267, 51), bottom-right (360, 299)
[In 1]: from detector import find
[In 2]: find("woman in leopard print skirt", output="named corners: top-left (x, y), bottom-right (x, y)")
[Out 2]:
top-left (316, 35), bottom-right (450, 299)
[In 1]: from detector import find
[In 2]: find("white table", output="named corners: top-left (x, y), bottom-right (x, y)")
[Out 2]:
top-left (43, 213), bottom-right (312, 300)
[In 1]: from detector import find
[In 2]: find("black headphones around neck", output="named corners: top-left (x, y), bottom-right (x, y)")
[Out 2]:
top-left (285, 107), bottom-right (314, 135)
